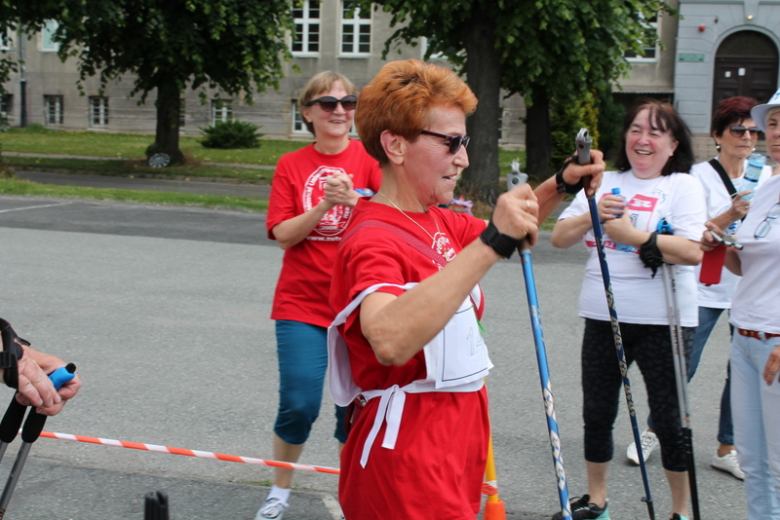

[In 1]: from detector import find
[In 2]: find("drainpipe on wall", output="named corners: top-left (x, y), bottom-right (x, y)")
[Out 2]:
top-left (18, 31), bottom-right (26, 128)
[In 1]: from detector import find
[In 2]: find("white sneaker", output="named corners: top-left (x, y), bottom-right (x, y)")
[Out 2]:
top-left (626, 430), bottom-right (659, 465)
top-left (255, 497), bottom-right (288, 520)
top-left (711, 450), bottom-right (745, 480)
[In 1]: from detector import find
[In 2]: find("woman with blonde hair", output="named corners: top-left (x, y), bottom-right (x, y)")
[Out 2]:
top-left (257, 70), bottom-right (382, 520)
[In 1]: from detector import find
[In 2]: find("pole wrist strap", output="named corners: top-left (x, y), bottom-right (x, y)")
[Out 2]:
top-left (639, 231), bottom-right (664, 278)
top-left (0, 318), bottom-right (28, 389)
top-left (480, 220), bottom-right (522, 259)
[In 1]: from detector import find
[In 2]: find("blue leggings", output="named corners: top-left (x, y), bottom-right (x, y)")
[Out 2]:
top-left (273, 320), bottom-right (348, 445)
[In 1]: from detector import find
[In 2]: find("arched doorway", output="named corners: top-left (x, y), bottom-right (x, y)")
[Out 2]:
top-left (712, 31), bottom-right (778, 115)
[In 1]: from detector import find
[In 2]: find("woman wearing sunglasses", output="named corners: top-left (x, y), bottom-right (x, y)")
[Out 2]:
top-left (327, 59), bottom-right (603, 520)
top-left (258, 71), bottom-right (382, 520)
top-left (699, 89), bottom-right (780, 520)
top-left (623, 96), bottom-right (774, 481)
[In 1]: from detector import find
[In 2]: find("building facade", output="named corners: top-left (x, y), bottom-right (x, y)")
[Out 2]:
top-left (2, 0), bottom-right (779, 162)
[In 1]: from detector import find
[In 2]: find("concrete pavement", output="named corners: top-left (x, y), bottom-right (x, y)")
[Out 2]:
top-left (0, 189), bottom-right (748, 519)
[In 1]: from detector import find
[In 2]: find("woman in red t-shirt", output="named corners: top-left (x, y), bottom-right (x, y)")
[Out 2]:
top-left (327, 60), bottom-right (604, 520)
top-left (257, 71), bottom-right (381, 520)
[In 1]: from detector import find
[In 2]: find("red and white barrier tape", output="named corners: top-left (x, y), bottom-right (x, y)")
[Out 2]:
top-left (38, 430), bottom-right (497, 495)
top-left (38, 430), bottom-right (340, 475)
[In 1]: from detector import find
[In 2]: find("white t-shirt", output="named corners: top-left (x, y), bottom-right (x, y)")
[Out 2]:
top-left (731, 174), bottom-right (780, 334)
top-left (690, 158), bottom-right (773, 309)
top-left (559, 170), bottom-right (707, 326)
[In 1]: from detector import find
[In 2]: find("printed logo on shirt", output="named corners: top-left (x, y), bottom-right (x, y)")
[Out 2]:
top-left (303, 166), bottom-right (353, 237)
top-left (433, 232), bottom-right (457, 263)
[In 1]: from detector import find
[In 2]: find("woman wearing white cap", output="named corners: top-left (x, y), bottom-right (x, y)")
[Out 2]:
top-left (701, 88), bottom-right (780, 520)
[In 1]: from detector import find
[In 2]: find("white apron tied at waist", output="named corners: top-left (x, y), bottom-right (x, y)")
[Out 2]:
top-left (327, 282), bottom-right (491, 467)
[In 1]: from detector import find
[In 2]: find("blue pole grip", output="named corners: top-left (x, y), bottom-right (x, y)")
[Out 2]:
top-left (48, 363), bottom-right (76, 391)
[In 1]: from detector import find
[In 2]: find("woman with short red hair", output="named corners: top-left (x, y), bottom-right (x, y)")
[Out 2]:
top-left (328, 59), bottom-right (604, 520)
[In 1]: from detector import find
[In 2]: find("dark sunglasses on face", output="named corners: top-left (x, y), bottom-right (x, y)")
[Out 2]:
top-left (305, 95), bottom-right (357, 112)
top-left (729, 125), bottom-right (761, 138)
top-left (420, 130), bottom-right (470, 154)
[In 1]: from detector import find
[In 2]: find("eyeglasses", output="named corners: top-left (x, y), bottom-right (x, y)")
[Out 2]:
top-left (728, 125), bottom-right (761, 138)
top-left (305, 95), bottom-right (357, 112)
top-left (754, 201), bottom-right (780, 239)
top-left (420, 130), bottom-right (470, 154)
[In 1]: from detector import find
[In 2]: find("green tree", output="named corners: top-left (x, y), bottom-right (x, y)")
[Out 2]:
top-left (34, 0), bottom-right (294, 165)
top-left (364, 0), bottom-right (672, 204)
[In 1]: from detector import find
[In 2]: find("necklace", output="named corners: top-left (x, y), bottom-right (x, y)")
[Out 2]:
top-left (376, 192), bottom-right (440, 242)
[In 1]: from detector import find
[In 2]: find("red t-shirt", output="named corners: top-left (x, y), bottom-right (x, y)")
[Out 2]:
top-left (267, 139), bottom-right (382, 328)
top-left (330, 200), bottom-right (489, 520)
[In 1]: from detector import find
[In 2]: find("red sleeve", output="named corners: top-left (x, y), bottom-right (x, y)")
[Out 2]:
top-left (266, 154), bottom-right (296, 240)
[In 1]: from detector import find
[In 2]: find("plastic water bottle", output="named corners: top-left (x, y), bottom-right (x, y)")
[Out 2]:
top-left (610, 188), bottom-right (636, 253)
top-left (740, 153), bottom-right (765, 201)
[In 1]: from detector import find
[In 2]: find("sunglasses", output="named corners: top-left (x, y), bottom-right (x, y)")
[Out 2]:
top-left (305, 95), bottom-right (357, 112)
top-left (420, 130), bottom-right (470, 154)
top-left (728, 125), bottom-right (761, 138)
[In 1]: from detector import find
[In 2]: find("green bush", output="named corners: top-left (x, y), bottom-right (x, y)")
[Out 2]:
top-left (594, 88), bottom-right (626, 160)
top-left (199, 120), bottom-right (263, 149)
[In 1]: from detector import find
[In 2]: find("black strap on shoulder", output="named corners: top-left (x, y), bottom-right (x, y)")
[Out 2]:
top-left (0, 318), bottom-right (28, 389)
top-left (709, 158), bottom-right (737, 197)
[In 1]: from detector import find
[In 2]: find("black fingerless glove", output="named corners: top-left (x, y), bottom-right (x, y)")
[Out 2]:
top-left (555, 155), bottom-right (584, 195)
top-left (0, 318), bottom-right (28, 389)
top-left (480, 220), bottom-right (522, 259)
top-left (639, 231), bottom-right (664, 278)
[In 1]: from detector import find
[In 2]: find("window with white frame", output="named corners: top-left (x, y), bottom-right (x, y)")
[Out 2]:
top-left (211, 99), bottom-right (233, 123)
top-left (0, 30), bottom-right (12, 51)
top-left (625, 13), bottom-right (658, 61)
top-left (291, 102), bottom-right (307, 134)
top-left (340, 0), bottom-right (371, 56)
top-left (43, 95), bottom-right (63, 124)
top-left (89, 96), bottom-right (109, 127)
top-left (1, 95), bottom-right (12, 119)
top-left (40, 20), bottom-right (60, 52)
top-left (292, 1), bottom-right (320, 55)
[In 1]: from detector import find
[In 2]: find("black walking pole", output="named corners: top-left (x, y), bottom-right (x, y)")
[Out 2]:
top-left (656, 219), bottom-right (701, 520)
top-left (578, 128), bottom-right (655, 520)
top-left (0, 364), bottom-right (76, 519)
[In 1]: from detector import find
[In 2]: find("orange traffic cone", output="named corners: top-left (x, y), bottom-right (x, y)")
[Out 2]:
top-left (482, 435), bottom-right (506, 520)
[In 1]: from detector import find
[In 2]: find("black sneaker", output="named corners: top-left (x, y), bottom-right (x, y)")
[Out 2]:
top-left (552, 494), bottom-right (610, 520)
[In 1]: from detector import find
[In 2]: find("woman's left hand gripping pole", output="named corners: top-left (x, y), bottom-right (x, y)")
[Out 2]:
top-left (0, 364), bottom-right (77, 519)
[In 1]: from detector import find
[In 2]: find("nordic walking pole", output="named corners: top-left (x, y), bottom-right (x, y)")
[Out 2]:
top-left (656, 219), bottom-right (700, 520)
top-left (508, 161), bottom-right (571, 520)
top-left (579, 127), bottom-right (655, 520)
top-left (0, 364), bottom-right (76, 519)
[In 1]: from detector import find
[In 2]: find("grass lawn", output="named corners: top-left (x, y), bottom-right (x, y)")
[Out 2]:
top-left (0, 126), bottom-right (309, 166)
top-left (4, 156), bottom-right (275, 183)
top-left (0, 126), bottom-right (526, 172)
top-left (0, 178), bottom-right (267, 212)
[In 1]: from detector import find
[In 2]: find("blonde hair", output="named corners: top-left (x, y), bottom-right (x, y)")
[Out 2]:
top-left (298, 71), bottom-right (357, 136)
top-left (355, 60), bottom-right (477, 165)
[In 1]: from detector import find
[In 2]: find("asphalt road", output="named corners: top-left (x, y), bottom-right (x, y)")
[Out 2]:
top-left (0, 192), bottom-right (748, 520)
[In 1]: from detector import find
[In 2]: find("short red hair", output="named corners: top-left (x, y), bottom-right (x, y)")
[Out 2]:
top-left (355, 60), bottom-right (477, 165)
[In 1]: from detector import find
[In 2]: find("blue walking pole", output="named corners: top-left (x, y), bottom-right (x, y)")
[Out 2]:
top-left (508, 160), bottom-right (571, 520)
top-left (578, 128), bottom-right (655, 520)
top-left (520, 242), bottom-right (572, 520)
